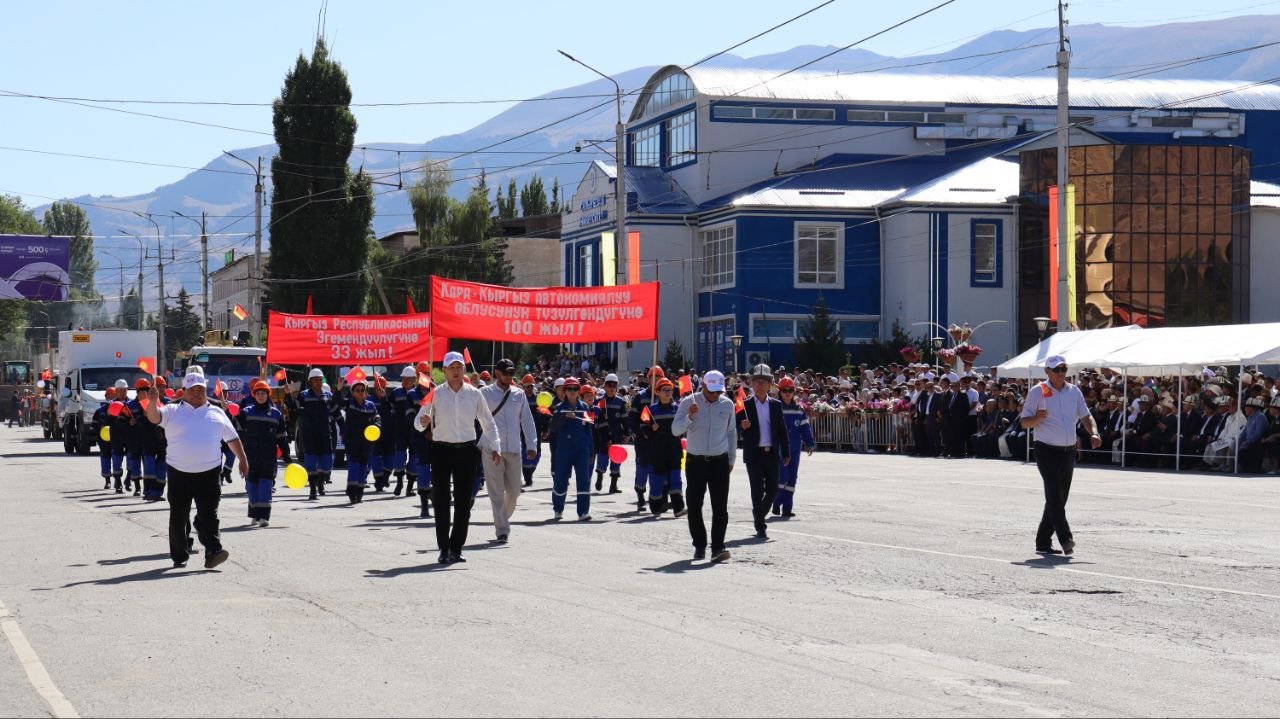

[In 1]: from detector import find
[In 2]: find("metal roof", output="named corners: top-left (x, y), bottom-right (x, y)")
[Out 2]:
top-left (681, 67), bottom-right (1280, 111)
top-left (1252, 180), bottom-right (1280, 208)
top-left (885, 157), bottom-right (1018, 206)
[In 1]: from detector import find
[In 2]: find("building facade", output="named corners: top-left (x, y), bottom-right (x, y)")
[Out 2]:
top-left (561, 65), bottom-right (1280, 372)
top-left (209, 253), bottom-right (258, 339)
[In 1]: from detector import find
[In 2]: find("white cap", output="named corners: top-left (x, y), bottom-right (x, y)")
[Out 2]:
top-left (604, 373), bottom-right (619, 384)
top-left (944, 372), bottom-right (959, 383)
top-left (308, 368), bottom-right (324, 380)
top-left (443, 351), bottom-right (465, 367)
top-left (703, 370), bottom-right (726, 392)
top-left (554, 378), bottom-right (565, 388)
top-left (1044, 354), bottom-right (1068, 369)
top-left (182, 372), bottom-right (207, 389)
top-left (400, 366), bottom-right (416, 379)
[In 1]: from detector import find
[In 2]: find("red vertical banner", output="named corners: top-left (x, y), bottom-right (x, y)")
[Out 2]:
top-left (1048, 185), bottom-right (1060, 323)
top-left (627, 231), bottom-right (641, 285)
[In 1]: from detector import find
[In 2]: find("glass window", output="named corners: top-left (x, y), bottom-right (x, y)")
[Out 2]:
top-left (630, 124), bottom-right (660, 167)
top-left (639, 72), bottom-right (694, 118)
top-left (750, 317), bottom-right (796, 341)
top-left (795, 108), bottom-right (836, 121)
top-left (712, 105), bottom-right (752, 119)
top-left (848, 109), bottom-right (885, 122)
top-left (755, 107), bottom-right (795, 120)
top-left (577, 243), bottom-right (595, 287)
top-left (665, 109), bottom-right (696, 166)
top-left (973, 223), bottom-right (998, 283)
top-left (795, 223), bottom-right (842, 288)
top-left (886, 111), bottom-right (927, 123)
top-left (700, 225), bottom-right (735, 290)
top-left (927, 112), bottom-right (966, 124)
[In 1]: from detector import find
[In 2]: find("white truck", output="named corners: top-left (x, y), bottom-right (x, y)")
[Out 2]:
top-left (56, 330), bottom-right (157, 455)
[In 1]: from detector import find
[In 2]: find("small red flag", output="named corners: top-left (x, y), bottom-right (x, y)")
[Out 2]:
top-left (419, 386), bottom-right (435, 406)
top-left (232, 303), bottom-right (248, 321)
top-left (639, 405), bottom-right (652, 424)
top-left (136, 356), bottom-right (156, 376)
top-left (345, 367), bottom-right (367, 385)
top-left (406, 295), bottom-right (417, 314)
top-left (212, 377), bottom-right (223, 398)
top-left (305, 295), bottom-right (314, 315)
top-left (734, 385), bottom-right (747, 414)
top-left (274, 369), bottom-right (287, 382)
top-left (597, 399), bottom-right (606, 411)
top-left (678, 375), bottom-right (693, 396)
top-left (463, 347), bottom-right (473, 366)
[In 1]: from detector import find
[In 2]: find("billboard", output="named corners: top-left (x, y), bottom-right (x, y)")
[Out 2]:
top-left (0, 235), bottom-right (70, 301)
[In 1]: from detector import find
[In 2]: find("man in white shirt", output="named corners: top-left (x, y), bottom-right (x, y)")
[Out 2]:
top-left (479, 358), bottom-right (538, 544)
top-left (144, 372), bottom-right (248, 570)
top-left (414, 351), bottom-right (501, 564)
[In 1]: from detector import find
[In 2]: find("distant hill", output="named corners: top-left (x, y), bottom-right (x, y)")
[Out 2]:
top-left (41, 14), bottom-right (1280, 298)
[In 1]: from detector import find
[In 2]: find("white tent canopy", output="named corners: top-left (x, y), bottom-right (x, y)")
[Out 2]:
top-left (996, 322), bottom-right (1280, 377)
top-left (995, 325), bottom-right (1142, 378)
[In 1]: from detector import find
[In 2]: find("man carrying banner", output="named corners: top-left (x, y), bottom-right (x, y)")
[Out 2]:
top-left (298, 369), bottom-right (337, 500)
top-left (479, 359), bottom-right (539, 543)
top-left (672, 370), bottom-right (737, 563)
top-left (414, 352), bottom-right (501, 564)
top-left (548, 377), bottom-right (596, 521)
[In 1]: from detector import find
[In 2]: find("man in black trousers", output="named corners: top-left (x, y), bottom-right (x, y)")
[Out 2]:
top-left (737, 364), bottom-right (790, 540)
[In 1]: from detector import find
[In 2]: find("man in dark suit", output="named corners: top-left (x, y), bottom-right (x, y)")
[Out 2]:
top-left (738, 364), bottom-right (791, 540)
top-left (910, 379), bottom-right (930, 456)
top-left (946, 378), bottom-right (970, 458)
top-left (923, 381), bottom-right (942, 457)
top-left (1095, 396), bottom-right (1125, 463)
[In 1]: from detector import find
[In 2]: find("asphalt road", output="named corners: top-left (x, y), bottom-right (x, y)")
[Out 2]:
top-left (1, 424), bottom-right (1279, 717)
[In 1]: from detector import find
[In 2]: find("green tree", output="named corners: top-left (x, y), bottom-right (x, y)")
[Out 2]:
top-left (793, 295), bottom-right (846, 374)
top-left (159, 288), bottom-right (203, 361)
top-left (0, 194), bottom-right (41, 235)
top-left (496, 177), bottom-right (518, 220)
top-left (265, 38), bottom-right (373, 315)
top-left (519, 174), bottom-right (548, 216)
top-left (33, 201), bottom-right (102, 335)
top-left (662, 338), bottom-right (692, 372)
top-left (117, 288), bottom-right (143, 330)
top-left (551, 178), bottom-right (563, 214)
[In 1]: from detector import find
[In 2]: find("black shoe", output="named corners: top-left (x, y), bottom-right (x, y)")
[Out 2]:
top-left (693, 547), bottom-right (706, 560)
top-left (782, 511), bottom-right (795, 518)
top-left (124, 477), bottom-right (133, 491)
top-left (594, 473), bottom-right (603, 491)
top-left (1035, 547), bottom-right (1063, 555)
top-left (102, 478), bottom-right (110, 489)
top-left (204, 549), bottom-right (229, 569)
top-left (392, 479), bottom-right (403, 496)
top-left (438, 551), bottom-right (450, 564)
top-left (1061, 539), bottom-right (1075, 556)
top-left (496, 534), bottom-right (508, 544)
top-left (755, 529), bottom-right (768, 540)
top-left (449, 551), bottom-right (465, 564)
top-left (173, 561), bottom-right (187, 568)
top-left (771, 505), bottom-right (781, 516)
top-left (710, 549), bottom-right (731, 563)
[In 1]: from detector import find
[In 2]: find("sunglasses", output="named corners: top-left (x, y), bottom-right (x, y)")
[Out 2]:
top-left (1049, 367), bottom-right (1069, 373)
top-left (780, 389), bottom-right (795, 393)
top-left (565, 388), bottom-right (580, 392)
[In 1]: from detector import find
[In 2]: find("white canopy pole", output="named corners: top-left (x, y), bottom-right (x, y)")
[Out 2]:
top-left (1235, 363), bottom-right (1243, 475)
top-left (1175, 369), bottom-right (1183, 472)
top-left (1121, 368), bottom-right (1128, 469)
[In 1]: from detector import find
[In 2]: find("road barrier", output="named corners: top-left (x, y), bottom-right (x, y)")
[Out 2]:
top-left (810, 411), bottom-right (914, 453)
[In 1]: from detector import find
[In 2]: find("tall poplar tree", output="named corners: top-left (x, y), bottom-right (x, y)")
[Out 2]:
top-left (265, 38), bottom-right (373, 315)
top-left (37, 201), bottom-right (102, 331)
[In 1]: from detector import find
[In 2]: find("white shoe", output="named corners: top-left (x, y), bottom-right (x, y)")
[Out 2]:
top-left (578, 514), bottom-right (592, 522)
top-left (554, 512), bottom-right (563, 521)
top-left (258, 520), bottom-right (269, 528)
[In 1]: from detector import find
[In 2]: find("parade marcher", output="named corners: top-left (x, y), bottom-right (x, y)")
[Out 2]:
top-left (106, 381), bottom-right (132, 493)
top-left (549, 377), bottom-right (566, 472)
top-left (548, 377), bottom-right (596, 521)
top-left (389, 367), bottom-right (418, 497)
top-left (672, 370), bottom-right (737, 563)
top-left (367, 375), bottom-right (398, 493)
top-left (737, 364), bottom-right (790, 540)
top-left (238, 380), bottom-right (290, 527)
top-left (521, 374), bottom-right (546, 488)
top-left (414, 351), bottom-right (500, 564)
top-left (298, 369), bottom-right (337, 500)
top-left (340, 377), bottom-right (380, 504)
top-left (405, 363), bottom-right (433, 518)
top-left (143, 371), bottom-right (246, 569)
top-left (1019, 355), bottom-right (1102, 556)
top-left (773, 376), bottom-right (815, 517)
top-left (124, 378), bottom-right (166, 501)
top-left (479, 359), bottom-right (538, 543)
top-left (627, 366), bottom-right (662, 512)
top-left (641, 378), bottom-right (685, 518)
top-left (592, 373), bottom-right (627, 493)
top-left (93, 388), bottom-right (123, 489)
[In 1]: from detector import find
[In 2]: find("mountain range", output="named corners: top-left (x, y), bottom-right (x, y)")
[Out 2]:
top-left (36, 14), bottom-right (1280, 300)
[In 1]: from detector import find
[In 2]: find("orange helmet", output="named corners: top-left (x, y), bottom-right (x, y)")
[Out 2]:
top-left (104, 387), bottom-right (117, 400)
top-left (779, 377), bottom-right (796, 390)
top-left (155, 376), bottom-right (168, 388)
top-left (655, 378), bottom-right (674, 391)
top-left (250, 380), bottom-right (270, 394)
top-left (480, 371), bottom-right (492, 381)
top-left (522, 374), bottom-right (536, 385)
top-left (134, 378), bottom-right (152, 390)
top-left (649, 366), bottom-right (665, 379)
top-left (415, 361), bottom-right (430, 375)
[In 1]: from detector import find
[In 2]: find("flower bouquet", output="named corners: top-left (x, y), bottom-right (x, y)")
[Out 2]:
top-left (899, 346), bottom-right (921, 364)
top-left (954, 342), bottom-right (983, 365)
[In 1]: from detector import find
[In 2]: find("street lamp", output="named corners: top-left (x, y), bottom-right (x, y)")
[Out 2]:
top-left (729, 334), bottom-right (743, 377)
top-left (173, 210), bottom-right (210, 332)
top-left (932, 336), bottom-right (945, 375)
top-left (1034, 316), bottom-right (1052, 342)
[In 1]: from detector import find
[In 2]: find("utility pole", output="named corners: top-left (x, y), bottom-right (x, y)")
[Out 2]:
top-left (1055, 0), bottom-right (1071, 332)
top-left (225, 151), bottom-right (265, 345)
top-left (155, 235), bottom-right (167, 377)
top-left (174, 210), bottom-right (210, 332)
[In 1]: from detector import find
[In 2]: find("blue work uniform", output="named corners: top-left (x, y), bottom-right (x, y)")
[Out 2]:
top-left (123, 398), bottom-right (163, 499)
top-left (774, 400), bottom-right (815, 515)
top-left (93, 401), bottom-right (124, 483)
top-left (642, 399), bottom-right (684, 516)
top-left (340, 395), bottom-right (380, 503)
top-left (523, 390), bottom-right (547, 485)
top-left (105, 401), bottom-right (131, 492)
top-left (387, 385), bottom-right (417, 493)
top-left (627, 388), bottom-right (653, 509)
top-left (549, 399), bottom-right (595, 518)
top-left (367, 389), bottom-right (398, 491)
top-left (404, 387), bottom-right (433, 516)
top-left (593, 394), bottom-right (628, 480)
top-left (297, 388), bottom-right (337, 493)
top-left (238, 399), bottom-right (290, 522)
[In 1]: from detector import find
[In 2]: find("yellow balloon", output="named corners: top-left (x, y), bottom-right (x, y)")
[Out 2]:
top-left (99, 426), bottom-right (111, 443)
top-left (283, 463), bottom-right (309, 490)
top-left (536, 391), bottom-right (553, 409)
top-left (364, 424), bottom-right (382, 442)
top-left (680, 451), bottom-right (686, 471)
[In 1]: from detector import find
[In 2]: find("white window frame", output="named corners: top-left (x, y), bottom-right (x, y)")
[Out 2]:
top-left (631, 123), bottom-right (661, 167)
top-left (699, 222), bottom-right (735, 291)
top-left (665, 109), bottom-right (696, 166)
top-left (973, 222), bottom-right (998, 284)
top-left (794, 221), bottom-right (844, 289)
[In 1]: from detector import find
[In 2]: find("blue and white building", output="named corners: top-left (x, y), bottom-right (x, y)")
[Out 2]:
top-left (561, 66), bottom-right (1280, 372)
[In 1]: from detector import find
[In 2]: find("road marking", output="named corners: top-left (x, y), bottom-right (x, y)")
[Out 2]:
top-left (945, 480), bottom-right (1280, 512)
top-left (748, 525), bottom-right (1280, 601)
top-left (0, 598), bottom-right (79, 718)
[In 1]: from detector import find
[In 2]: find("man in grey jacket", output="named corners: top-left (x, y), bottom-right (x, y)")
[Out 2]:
top-left (480, 358), bottom-right (538, 543)
top-left (672, 370), bottom-right (738, 563)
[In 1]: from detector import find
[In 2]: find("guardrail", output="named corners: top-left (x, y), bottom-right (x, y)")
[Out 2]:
top-left (810, 411), bottom-right (914, 453)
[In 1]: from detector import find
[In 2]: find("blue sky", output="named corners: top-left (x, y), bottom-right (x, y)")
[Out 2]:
top-left (4, 0), bottom-right (1280, 207)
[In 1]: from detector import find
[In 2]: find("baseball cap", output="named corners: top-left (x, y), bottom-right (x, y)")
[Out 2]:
top-left (182, 372), bottom-right (207, 389)
top-left (703, 370), bottom-right (726, 392)
top-left (443, 351), bottom-right (465, 367)
top-left (495, 358), bottom-right (516, 374)
top-left (554, 378), bottom-right (565, 388)
top-left (1045, 354), bottom-right (1068, 369)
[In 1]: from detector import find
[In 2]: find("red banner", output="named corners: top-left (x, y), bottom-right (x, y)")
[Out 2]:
top-left (265, 310), bottom-right (450, 365)
top-left (429, 276), bottom-right (659, 344)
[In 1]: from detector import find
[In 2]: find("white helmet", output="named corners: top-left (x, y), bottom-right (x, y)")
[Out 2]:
top-left (186, 365), bottom-right (205, 377)
top-left (553, 378), bottom-right (566, 388)
top-left (308, 368), bottom-right (325, 380)
top-left (114, 379), bottom-right (128, 391)
top-left (605, 373), bottom-right (619, 384)
top-left (400, 366), bottom-right (416, 379)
